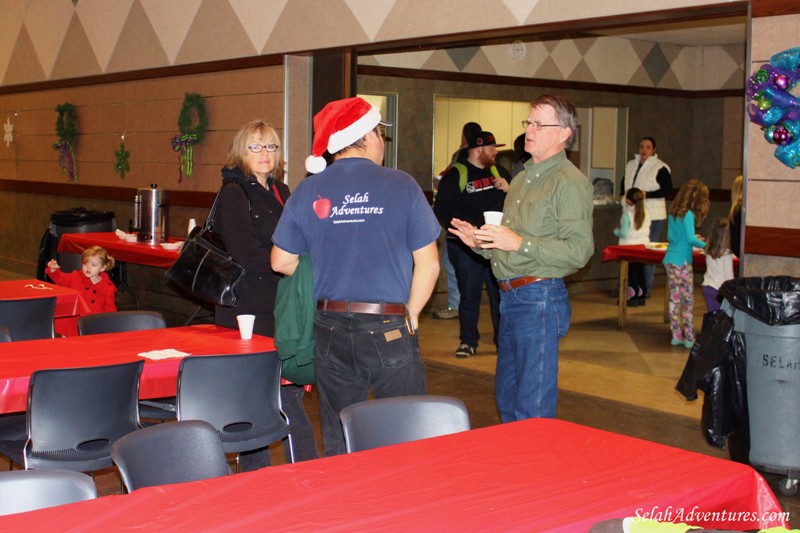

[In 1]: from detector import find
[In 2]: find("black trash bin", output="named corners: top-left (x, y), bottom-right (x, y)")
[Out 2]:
top-left (720, 276), bottom-right (800, 496)
top-left (36, 207), bottom-right (116, 280)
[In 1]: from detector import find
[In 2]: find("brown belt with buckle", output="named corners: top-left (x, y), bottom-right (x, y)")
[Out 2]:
top-left (317, 299), bottom-right (406, 316)
top-left (498, 276), bottom-right (550, 292)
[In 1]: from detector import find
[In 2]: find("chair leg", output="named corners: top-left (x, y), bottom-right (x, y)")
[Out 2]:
top-left (285, 434), bottom-right (296, 464)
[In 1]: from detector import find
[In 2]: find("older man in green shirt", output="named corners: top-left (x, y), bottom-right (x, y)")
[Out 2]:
top-left (449, 94), bottom-right (594, 421)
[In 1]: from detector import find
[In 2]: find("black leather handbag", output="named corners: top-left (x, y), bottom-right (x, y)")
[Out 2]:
top-left (165, 184), bottom-right (246, 307)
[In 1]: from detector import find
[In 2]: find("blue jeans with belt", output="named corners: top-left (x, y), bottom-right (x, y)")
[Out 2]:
top-left (313, 310), bottom-right (427, 456)
top-left (496, 278), bottom-right (571, 422)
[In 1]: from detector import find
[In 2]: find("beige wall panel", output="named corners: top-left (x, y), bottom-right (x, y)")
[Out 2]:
top-left (209, 93), bottom-right (285, 131)
top-left (79, 104), bottom-right (127, 134)
top-left (120, 67), bottom-right (284, 103)
top-left (752, 15), bottom-right (800, 63)
top-left (745, 255), bottom-right (800, 278)
top-left (124, 100), bottom-right (187, 133)
top-left (746, 180), bottom-right (800, 229)
top-left (0, 161), bottom-right (18, 179)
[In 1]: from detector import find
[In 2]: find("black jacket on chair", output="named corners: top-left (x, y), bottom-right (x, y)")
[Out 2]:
top-left (212, 166), bottom-right (290, 337)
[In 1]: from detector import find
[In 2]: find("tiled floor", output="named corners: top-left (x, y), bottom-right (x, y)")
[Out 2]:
top-left (0, 266), bottom-right (797, 527)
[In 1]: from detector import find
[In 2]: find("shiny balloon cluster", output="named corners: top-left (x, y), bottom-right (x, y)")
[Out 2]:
top-left (747, 47), bottom-right (800, 168)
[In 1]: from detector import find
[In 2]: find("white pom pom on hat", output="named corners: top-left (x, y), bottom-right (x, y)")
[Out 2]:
top-left (305, 96), bottom-right (390, 174)
top-left (305, 155), bottom-right (327, 175)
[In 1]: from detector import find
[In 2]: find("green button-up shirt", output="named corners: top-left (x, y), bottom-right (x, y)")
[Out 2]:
top-left (482, 151), bottom-right (594, 279)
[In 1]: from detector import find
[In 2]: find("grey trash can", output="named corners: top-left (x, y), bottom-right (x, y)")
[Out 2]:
top-left (720, 276), bottom-right (800, 496)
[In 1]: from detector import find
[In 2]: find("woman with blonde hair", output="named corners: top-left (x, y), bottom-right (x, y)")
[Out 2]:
top-left (214, 119), bottom-right (317, 469)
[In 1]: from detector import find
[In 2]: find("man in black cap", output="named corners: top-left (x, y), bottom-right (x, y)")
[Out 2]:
top-left (434, 131), bottom-right (511, 358)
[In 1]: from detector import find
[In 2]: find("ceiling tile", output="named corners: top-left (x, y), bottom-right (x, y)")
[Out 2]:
top-left (501, 0), bottom-right (540, 25)
top-left (23, 0), bottom-right (75, 78)
top-left (549, 39), bottom-right (581, 79)
top-left (76, 0), bottom-right (133, 70)
top-left (50, 14), bottom-right (102, 80)
top-left (0, 0), bottom-right (26, 85)
top-left (106, 0), bottom-right (169, 73)
top-left (584, 38), bottom-right (639, 86)
top-left (140, 0), bottom-right (201, 64)
top-left (229, 0), bottom-right (287, 53)
top-left (2, 24), bottom-right (46, 86)
top-left (343, 0), bottom-right (395, 41)
top-left (175, 0), bottom-right (256, 65)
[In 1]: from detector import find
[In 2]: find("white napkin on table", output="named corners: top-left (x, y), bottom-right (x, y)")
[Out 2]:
top-left (115, 229), bottom-right (130, 239)
top-left (137, 349), bottom-right (191, 360)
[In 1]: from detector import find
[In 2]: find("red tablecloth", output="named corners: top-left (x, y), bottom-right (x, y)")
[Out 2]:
top-left (0, 418), bottom-right (786, 531)
top-left (601, 244), bottom-right (711, 269)
top-left (58, 232), bottom-right (180, 269)
top-left (0, 279), bottom-right (91, 337)
top-left (0, 324), bottom-right (275, 414)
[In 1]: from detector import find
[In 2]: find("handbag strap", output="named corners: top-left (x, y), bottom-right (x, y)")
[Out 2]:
top-left (205, 180), bottom-right (253, 231)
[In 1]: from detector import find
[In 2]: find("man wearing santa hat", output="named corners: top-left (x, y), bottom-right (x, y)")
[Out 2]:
top-left (271, 96), bottom-right (441, 456)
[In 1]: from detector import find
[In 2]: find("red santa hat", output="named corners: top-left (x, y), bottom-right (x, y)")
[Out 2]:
top-left (305, 96), bottom-right (390, 174)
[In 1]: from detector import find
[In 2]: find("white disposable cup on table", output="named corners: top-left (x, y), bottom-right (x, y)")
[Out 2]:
top-left (187, 218), bottom-right (197, 235)
top-left (236, 314), bottom-right (256, 340)
top-left (483, 211), bottom-right (503, 226)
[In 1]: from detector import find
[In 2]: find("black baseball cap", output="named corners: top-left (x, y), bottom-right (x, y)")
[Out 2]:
top-left (468, 131), bottom-right (505, 148)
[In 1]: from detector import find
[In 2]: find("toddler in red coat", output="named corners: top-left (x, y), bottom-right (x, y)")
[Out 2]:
top-left (47, 245), bottom-right (117, 313)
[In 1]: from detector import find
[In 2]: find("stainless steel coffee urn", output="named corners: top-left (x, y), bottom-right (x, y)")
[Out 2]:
top-left (134, 184), bottom-right (169, 244)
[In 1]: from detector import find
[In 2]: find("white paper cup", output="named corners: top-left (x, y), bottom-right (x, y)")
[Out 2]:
top-left (236, 314), bottom-right (256, 340)
top-left (187, 218), bottom-right (197, 235)
top-left (483, 211), bottom-right (503, 225)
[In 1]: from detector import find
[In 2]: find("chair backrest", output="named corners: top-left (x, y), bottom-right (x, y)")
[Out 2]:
top-left (77, 310), bottom-right (166, 336)
top-left (0, 469), bottom-right (96, 516)
top-left (112, 420), bottom-right (229, 492)
top-left (0, 297), bottom-right (55, 341)
top-left (0, 326), bottom-right (12, 342)
top-left (340, 395), bottom-right (471, 453)
top-left (177, 352), bottom-right (289, 454)
top-left (24, 361), bottom-right (143, 471)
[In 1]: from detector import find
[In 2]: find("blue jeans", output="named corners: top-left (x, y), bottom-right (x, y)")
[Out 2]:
top-left (238, 384), bottom-right (319, 470)
top-left (644, 219), bottom-right (666, 295)
top-left (443, 236), bottom-right (460, 309)
top-left (447, 239), bottom-right (500, 348)
top-left (496, 278), bottom-right (571, 422)
top-left (314, 310), bottom-right (427, 456)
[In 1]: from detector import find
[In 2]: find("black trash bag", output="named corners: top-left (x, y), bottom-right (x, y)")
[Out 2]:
top-left (50, 206), bottom-right (115, 228)
top-left (676, 310), bottom-right (748, 457)
top-left (719, 276), bottom-right (800, 325)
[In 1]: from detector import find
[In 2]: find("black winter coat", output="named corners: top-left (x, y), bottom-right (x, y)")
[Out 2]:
top-left (213, 166), bottom-right (290, 337)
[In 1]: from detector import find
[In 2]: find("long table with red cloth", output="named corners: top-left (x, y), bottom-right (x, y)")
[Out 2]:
top-left (0, 324), bottom-right (275, 414)
top-left (57, 231), bottom-right (181, 269)
top-left (0, 418), bottom-right (786, 531)
top-left (601, 244), bottom-right (739, 329)
top-left (0, 279), bottom-right (91, 337)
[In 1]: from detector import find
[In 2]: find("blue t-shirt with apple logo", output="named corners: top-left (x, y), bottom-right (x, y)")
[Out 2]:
top-left (272, 158), bottom-right (440, 302)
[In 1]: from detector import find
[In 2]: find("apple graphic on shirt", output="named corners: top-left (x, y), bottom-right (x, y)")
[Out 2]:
top-left (313, 194), bottom-right (331, 219)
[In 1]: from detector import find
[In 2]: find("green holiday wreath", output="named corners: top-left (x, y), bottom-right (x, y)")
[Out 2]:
top-left (177, 92), bottom-right (208, 142)
top-left (172, 93), bottom-right (208, 182)
top-left (53, 103), bottom-right (78, 182)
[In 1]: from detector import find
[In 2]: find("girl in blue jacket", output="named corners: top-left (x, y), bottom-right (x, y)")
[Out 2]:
top-left (663, 179), bottom-right (709, 348)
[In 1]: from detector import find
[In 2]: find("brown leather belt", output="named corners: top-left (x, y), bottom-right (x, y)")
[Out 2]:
top-left (498, 276), bottom-right (550, 292)
top-left (317, 299), bottom-right (406, 316)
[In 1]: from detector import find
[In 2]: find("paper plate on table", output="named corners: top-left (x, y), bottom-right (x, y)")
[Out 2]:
top-left (644, 243), bottom-right (668, 250)
top-left (160, 242), bottom-right (182, 251)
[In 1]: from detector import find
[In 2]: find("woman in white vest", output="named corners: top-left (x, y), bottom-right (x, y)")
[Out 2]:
top-left (622, 136), bottom-right (673, 297)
